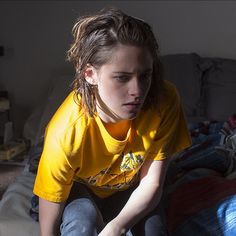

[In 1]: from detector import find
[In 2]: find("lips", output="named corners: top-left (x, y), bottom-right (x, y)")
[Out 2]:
top-left (124, 102), bottom-right (140, 105)
top-left (123, 102), bottom-right (142, 112)
top-left (123, 101), bottom-right (141, 106)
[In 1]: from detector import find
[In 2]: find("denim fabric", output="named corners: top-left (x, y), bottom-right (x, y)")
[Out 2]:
top-left (60, 182), bottom-right (167, 236)
top-left (60, 198), bottom-right (99, 236)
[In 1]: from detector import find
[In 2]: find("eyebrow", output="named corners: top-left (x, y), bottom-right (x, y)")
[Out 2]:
top-left (112, 69), bottom-right (153, 75)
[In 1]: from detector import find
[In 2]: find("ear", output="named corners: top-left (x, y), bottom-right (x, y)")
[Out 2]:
top-left (84, 64), bottom-right (98, 85)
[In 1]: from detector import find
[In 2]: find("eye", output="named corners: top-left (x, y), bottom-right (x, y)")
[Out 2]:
top-left (113, 75), bottom-right (130, 83)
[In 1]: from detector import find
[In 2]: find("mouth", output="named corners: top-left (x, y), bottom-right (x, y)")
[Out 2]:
top-left (123, 102), bottom-right (142, 111)
top-left (123, 101), bottom-right (141, 106)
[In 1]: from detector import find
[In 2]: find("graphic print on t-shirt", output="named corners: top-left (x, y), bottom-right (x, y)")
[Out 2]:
top-left (79, 151), bottom-right (144, 190)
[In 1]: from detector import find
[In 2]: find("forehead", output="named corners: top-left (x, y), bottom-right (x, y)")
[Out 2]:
top-left (103, 44), bottom-right (153, 72)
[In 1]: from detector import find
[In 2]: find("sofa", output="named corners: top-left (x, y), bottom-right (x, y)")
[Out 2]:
top-left (0, 52), bottom-right (236, 236)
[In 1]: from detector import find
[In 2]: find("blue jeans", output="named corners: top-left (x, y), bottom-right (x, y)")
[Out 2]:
top-left (60, 183), bottom-right (167, 236)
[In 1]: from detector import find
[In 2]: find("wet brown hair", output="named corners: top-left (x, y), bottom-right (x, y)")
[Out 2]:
top-left (67, 7), bottom-right (164, 116)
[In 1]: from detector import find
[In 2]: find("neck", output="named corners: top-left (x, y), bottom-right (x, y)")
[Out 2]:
top-left (102, 119), bottom-right (131, 141)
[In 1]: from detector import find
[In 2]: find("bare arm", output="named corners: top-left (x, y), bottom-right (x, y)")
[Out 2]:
top-left (99, 158), bottom-right (170, 236)
top-left (39, 197), bottom-right (66, 236)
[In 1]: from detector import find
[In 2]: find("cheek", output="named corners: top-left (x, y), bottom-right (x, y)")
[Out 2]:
top-left (97, 85), bottom-right (116, 103)
top-left (106, 87), bottom-right (127, 102)
top-left (98, 81), bottom-right (127, 98)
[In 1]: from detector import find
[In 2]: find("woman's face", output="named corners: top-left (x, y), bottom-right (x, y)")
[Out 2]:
top-left (85, 44), bottom-right (153, 123)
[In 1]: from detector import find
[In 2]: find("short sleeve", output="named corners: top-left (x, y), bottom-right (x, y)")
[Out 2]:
top-left (33, 127), bottom-right (74, 202)
top-left (147, 82), bottom-right (192, 160)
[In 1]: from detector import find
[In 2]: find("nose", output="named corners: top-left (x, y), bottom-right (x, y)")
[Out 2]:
top-left (128, 77), bottom-right (141, 98)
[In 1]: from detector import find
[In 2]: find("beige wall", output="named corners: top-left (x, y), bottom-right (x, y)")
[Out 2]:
top-left (0, 0), bottom-right (236, 135)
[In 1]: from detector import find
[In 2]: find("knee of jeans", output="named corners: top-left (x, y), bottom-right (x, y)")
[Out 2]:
top-left (62, 198), bottom-right (98, 223)
top-left (144, 214), bottom-right (167, 235)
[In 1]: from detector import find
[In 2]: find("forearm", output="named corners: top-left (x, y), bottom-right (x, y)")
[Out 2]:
top-left (39, 197), bottom-right (65, 236)
top-left (99, 159), bottom-right (169, 236)
top-left (111, 182), bottom-right (163, 233)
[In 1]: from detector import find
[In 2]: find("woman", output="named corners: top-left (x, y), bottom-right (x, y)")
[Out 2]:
top-left (33, 7), bottom-right (191, 236)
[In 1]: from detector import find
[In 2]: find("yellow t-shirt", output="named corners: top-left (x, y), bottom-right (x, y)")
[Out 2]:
top-left (33, 80), bottom-right (191, 202)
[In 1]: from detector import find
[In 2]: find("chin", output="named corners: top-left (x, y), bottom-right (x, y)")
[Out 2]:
top-left (122, 113), bottom-right (139, 121)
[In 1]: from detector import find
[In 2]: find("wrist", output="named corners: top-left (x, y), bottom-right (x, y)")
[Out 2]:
top-left (109, 218), bottom-right (127, 235)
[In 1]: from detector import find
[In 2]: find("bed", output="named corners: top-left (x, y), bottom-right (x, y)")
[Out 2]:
top-left (0, 53), bottom-right (236, 236)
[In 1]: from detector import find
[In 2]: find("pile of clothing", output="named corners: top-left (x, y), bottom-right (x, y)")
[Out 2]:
top-left (165, 114), bottom-right (236, 236)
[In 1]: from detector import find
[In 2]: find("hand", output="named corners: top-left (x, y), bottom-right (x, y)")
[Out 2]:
top-left (98, 220), bottom-right (126, 236)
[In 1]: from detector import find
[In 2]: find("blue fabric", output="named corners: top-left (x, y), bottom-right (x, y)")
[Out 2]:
top-left (60, 198), bottom-right (99, 236)
top-left (173, 195), bottom-right (236, 236)
top-left (166, 120), bottom-right (234, 186)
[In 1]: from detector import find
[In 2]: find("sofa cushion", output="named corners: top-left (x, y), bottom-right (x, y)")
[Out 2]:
top-left (23, 75), bottom-right (73, 145)
top-left (204, 58), bottom-right (236, 121)
top-left (161, 53), bottom-right (203, 117)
